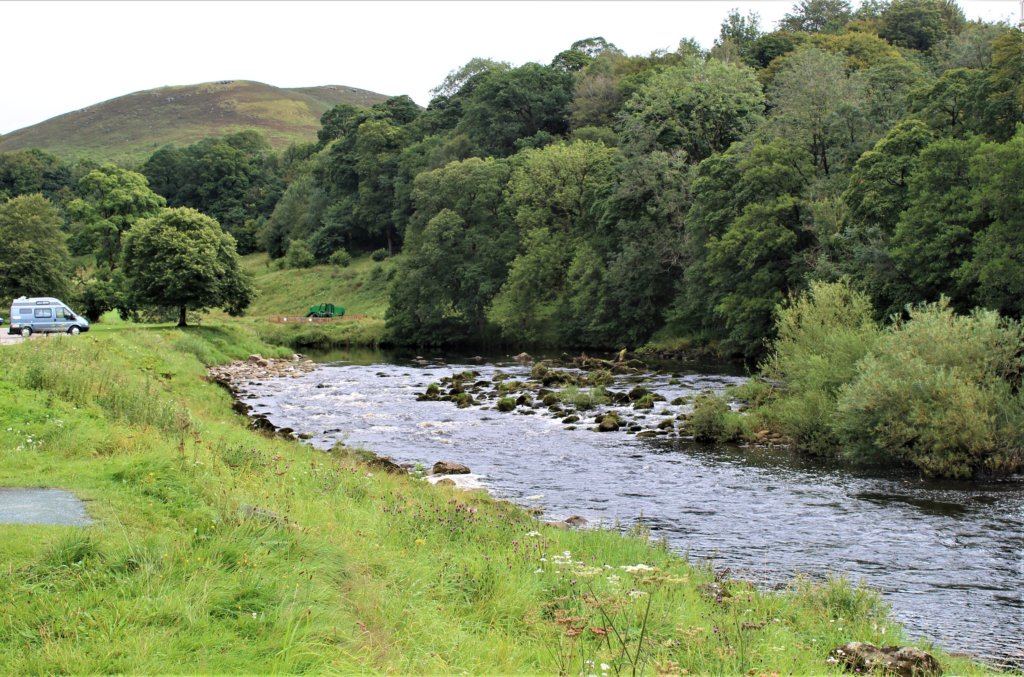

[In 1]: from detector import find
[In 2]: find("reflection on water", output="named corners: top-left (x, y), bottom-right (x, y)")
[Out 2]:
top-left (238, 350), bottom-right (1024, 668)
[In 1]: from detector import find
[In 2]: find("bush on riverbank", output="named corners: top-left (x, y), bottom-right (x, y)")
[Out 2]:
top-left (0, 324), bottom-right (990, 673)
top-left (754, 281), bottom-right (1023, 478)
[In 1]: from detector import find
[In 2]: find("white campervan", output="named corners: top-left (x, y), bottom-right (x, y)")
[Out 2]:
top-left (8, 297), bottom-right (90, 337)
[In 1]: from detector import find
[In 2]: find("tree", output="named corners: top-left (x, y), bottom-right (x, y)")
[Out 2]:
top-left (67, 164), bottom-right (165, 266)
top-left (960, 129), bottom-right (1024, 318)
top-left (142, 132), bottom-right (284, 254)
top-left (880, 0), bottom-right (965, 52)
top-left (619, 57), bottom-right (765, 162)
top-left (0, 149), bottom-right (71, 202)
top-left (457, 63), bottom-right (573, 157)
top-left (888, 136), bottom-right (983, 310)
top-left (121, 207), bottom-right (253, 327)
top-left (386, 156), bottom-right (516, 345)
top-left (767, 47), bottom-right (868, 176)
top-left (984, 28), bottom-right (1024, 141)
top-left (779, 0), bottom-right (853, 33)
top-left (712, 9), bottom-right (762, 65)
top-left (0, 194), bottom-right (71, 303)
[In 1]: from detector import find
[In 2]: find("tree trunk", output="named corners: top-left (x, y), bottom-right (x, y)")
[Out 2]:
top-left (178, 305), bottom-right (187, 327)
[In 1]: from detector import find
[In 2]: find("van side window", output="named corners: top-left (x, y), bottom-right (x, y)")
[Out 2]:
top-left (34, 308), bottom-right (52, 318)
top-left (19, 308), bottom-right (32, 315)
top-left (56, 308), bottom-right (71, 319)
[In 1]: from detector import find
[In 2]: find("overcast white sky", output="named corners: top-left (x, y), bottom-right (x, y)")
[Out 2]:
top-left (1, 0), bottom-right (1018, 135)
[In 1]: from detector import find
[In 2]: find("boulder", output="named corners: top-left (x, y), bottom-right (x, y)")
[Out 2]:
top-left (249, 416), bottom-right (276, 435)
top-left (368, 456), bottom-right (406, 475)
top-left (829, 642), bottom-right (942, 677)
top-left (435, 478), bottom-right (456, 487)
top-left (432, 461), bottom-right (471, 475)
top-left (564, 515), bottom-right (588, 527)
top-left (597, 414), bottom-right (620, 432)
top-left (514, 352), bottom-right (532, 364)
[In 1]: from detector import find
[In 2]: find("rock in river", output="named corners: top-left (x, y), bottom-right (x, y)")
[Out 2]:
top-left (432, 461), bottom-right (471, 475)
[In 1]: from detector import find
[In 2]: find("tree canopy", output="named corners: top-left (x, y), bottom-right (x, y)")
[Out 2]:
top-left (121, 207), bottom-right (253, 326)
top-left (0, 194), bottom-right (71, 303)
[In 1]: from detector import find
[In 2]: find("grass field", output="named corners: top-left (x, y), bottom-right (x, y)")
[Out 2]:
top-left (232, 253), bottom-right (396, 348)
top-left (0, 322), bottom-right (993, 674)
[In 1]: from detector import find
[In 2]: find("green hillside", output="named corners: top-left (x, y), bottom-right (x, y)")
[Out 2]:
top-left (0, 80), bottom-right (391, 165)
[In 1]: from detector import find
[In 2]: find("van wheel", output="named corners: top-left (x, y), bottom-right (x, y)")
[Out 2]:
top-left (20, 327), bottom-right (31, 337)
top-left (68, 326), bottom-right (81, 335)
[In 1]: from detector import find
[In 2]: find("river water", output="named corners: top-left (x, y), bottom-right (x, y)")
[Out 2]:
top-left (236, 350), bottom-right (1024, 668)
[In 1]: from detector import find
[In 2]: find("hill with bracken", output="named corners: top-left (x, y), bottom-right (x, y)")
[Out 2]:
top-left (0, 80), bottom-right (392, 165)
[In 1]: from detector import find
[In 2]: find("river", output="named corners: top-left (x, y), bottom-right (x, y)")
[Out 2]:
top-left (235, 349), bottom-right (1024, 668)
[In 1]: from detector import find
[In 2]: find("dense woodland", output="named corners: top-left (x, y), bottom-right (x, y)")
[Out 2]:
top-left (3, 0), bottom-right (1021, 362)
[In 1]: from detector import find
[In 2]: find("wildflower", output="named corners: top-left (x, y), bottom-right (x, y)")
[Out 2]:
top-left (525, 530), bottom-right (541, 537)
top-left (415, 538), bottom-right (425, 546)
top-left (627, 589), bottom-right (647, 598)
top-left (621, 563), bottom-right (655, 572)
top-left (600, 664), bottom-right (610, 671)
top-left (534, 568), bottom-right (544, 574)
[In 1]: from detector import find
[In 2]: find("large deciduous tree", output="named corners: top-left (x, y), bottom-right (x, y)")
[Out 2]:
top-left (619, 57), bottom-right (764, 162)
top-left (386, 156), bottom-right (516, 345)
top-left (767, 47), bottom-right (868, 176)
top-left (121, 207), bottom-right (253, 326)
top-left (0, 194), bottom-right (71, 302)
top-left (457, 63), bottom-right (573, 157)
top-left (67, 164), bottom-right (165, 267)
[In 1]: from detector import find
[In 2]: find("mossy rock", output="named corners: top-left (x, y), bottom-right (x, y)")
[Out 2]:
top-left (496, 397), bottom-right (516, 412)
top-left (633, 394), bottom-right (655, 410)
top-left (596, 414), bottom-right (620, 432)
top-left (636, 430), bottom-right (659, 438)
top-left (542, 392), bottom-right (559, 407)
top-left (671, 396), bottom-right (688, 405)
top-left (628, 386), bottom-right (651, 401)
top-left (658, 419), bottom-right (675, 430)
top-left (562, 414), bottom-right (580, 424)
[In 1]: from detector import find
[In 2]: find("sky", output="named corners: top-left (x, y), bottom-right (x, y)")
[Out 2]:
top-left (1, 0), bottom-right (1018, 135)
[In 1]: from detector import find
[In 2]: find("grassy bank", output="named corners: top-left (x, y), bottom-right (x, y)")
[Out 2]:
top-left (0, 323), bottom-right (989, 673)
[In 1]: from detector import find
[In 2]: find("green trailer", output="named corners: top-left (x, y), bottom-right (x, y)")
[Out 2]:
top-left (305, 303), bottom-right (345, 318)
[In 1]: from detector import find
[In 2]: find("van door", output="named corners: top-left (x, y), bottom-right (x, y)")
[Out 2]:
top-left (55, 307), bottom-right (73, 332)
top-left (33, 306), bottom-right (54, 333)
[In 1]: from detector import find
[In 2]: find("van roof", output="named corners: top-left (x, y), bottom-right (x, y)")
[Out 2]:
top-left (12, 297), bottom-right (65, 305)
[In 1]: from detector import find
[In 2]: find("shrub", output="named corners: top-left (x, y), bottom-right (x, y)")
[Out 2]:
top-left (329, 249), bottom-right (352, 267)
top-left (833, 301), bottom-right (1024, 478)
top-left (371, 248), bottom-right (389, 262)
top-left (285, 239), bottom-right (316, 269)
top-left (689, 392), bottom-right (749, 443)
top-left (760, 280), bottom-right (880, 456)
